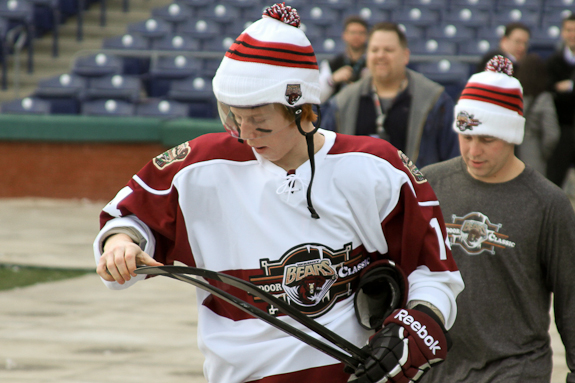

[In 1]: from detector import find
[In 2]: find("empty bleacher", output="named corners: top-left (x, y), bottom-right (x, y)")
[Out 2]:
top-left (0, 0), bottom-right (572, 118)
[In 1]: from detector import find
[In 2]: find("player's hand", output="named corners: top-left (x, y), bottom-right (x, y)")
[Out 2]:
top-left (332, 65), bottom-right (354, 84)
top-left (97, 233), bottom-right (163, 284)
top-left (349, 308), bottom-right (449, 383)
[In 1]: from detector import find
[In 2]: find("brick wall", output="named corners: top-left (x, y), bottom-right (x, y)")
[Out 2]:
top-left (1, 142), bottom-right (167, 201)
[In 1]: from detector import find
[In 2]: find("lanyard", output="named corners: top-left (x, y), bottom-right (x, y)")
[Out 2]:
top-left (371, 82), bottom-right (389, 140)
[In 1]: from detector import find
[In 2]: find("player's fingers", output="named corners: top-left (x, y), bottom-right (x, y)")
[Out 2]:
top-left (96, 256), bottom-right (116, 282)
top-left (114, 245), bottom-right (138, 282)
top-left (136, 252), bottom-right (164, 267)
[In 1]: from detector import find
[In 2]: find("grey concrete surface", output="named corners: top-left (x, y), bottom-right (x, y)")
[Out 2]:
top-left (0, 197), bottom-right (571, 382)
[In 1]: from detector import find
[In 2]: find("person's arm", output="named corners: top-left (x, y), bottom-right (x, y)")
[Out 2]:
top-left (96, 232), bottom-right (163, 285)
top-left (537, 92), bottom-right (561, 160)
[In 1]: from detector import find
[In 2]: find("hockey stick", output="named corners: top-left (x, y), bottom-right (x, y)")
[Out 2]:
top-left (135, 265), bottom-right (367, 368)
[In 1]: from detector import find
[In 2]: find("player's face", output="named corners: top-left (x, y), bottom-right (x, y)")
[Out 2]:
top-left (459, 134), bottom-right (516, 183)
top-left (501, 29), bottom-right (530, 61)
top-left (561, 20), bottom-right (575, 51)
top-left (366, 30), bottom-right (409, 83)
top-left (228, 105), bottom-right (303, 165)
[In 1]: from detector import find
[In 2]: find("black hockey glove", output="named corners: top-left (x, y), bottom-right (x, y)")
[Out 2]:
top-left (348, 306), bottom-right (451, 383)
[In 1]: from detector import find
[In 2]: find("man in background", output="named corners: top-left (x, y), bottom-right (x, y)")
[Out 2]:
top-left (321, 22), bottom-right (458, 168)
top-left (318, 16), bottom-right (368, 103)
top-left (421, 56), bottom-right (575, 383)
top-left (476, 22), bottom-right (531, 74)
top-left (546, 14), bottom-right (575, 189)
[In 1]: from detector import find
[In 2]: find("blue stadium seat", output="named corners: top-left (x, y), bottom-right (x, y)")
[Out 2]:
top-left (497, 0), bottom-right (542, 12)
top-left (135, 98), bottom-right (189, 119)
top-left (0, 0), bottom-right (35, 73)
top-left (85, 74), bottom-right (142, 103)
top-left (33, 73), bottom-right (87, 114)
top-left (399, 23), bottom-right (425, 42)
top-left (167, 75), bottom-right (216, 118)
top-left (426, 24), bottom-right (476, 44)
top-left (357, 0), bottom-right (400, 11)
top-left (151, 34), bottom-right (201, 52)
top-left (392, 8), bottom-right (440, 28)
top-left (410, 39), bottom-right (458, 55)
top-left (72, 53), bottom-right (123, 83)
top-left (450, 0), bottom-right (495, 11)
top-left (348, 7), bottom-right (390, 26)
top-left (314, 0), bottom-right (357, 13)
top-left (151, 3), bottom-right (193, 33)
top-left (544, 0), bottom-right (575, 10)
top-left (220, 0), bottom-right (264, 20)
top-left (458, 38), bottom-right (499, 56)
top-left (28, 0), bottom-right (60, 57)
top-left (477, 24), bottom-right (506, 41)
top-left (491, 8), bottom-right (539, 29)
top-left (176, 18), bottom-right (221, 42)
top-left (1, 96), bottom-right (50, 114)
top-left (81, 99), bottom-right (136, 116)
top-left (413, 59), bottom-right (470, 100)
top-left (146, 54), bottom-right (201, 97)
top-left (174, 0), bottom-right (211, 13)
top-left (197, 3), bottom-right (241, 34)
top-left (404, 0), bottom-right (448, 10)
top-left (529, 25), bottom-right (562, 58)
top-left (126, 18), bottom-right (172, 48)
top-left (298, 6), bottom-right (339, 29)
top-left (541, 9), bottom-right (573, 28)
top-left (443, 7), bottom-right (490, 28)
top-left (299, 22), bottom-right (324, 42)
top-left (201, 35), bottom-right (235, 53)
top-left (101, 34), bottom-right (150, 76)
top-left (311, 36), bottom-right (346, 54)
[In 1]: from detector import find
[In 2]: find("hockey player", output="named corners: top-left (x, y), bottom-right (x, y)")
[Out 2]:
top-left (94, 4), bottom-right (464, 383)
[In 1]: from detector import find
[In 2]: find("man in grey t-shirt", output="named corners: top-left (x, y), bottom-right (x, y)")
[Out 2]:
top-left (421, 56), bottom-right (575, 383)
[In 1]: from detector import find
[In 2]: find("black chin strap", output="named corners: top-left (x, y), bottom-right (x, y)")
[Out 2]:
top-left (295, 106), bottom-right (321, 219)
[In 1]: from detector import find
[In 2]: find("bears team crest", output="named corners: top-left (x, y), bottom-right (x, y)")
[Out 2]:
top-left (249, 243), bottom-right (370, 317)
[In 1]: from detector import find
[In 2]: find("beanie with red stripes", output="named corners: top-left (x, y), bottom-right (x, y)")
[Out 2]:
top-left (212, 3), bottom-right (320, 108)
top-left (454, 55), bottom-right (525, 145)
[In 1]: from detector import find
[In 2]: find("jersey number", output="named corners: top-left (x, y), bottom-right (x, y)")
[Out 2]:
top-left (430, 218), bottom-right (447, 260)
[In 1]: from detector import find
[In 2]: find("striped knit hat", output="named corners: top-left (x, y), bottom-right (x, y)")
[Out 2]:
top-left (454, 55), bottom-right (525, 145)
top-left (212, 3), bottom-right (320, 108)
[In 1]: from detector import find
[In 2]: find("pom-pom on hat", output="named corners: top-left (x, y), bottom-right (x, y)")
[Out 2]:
top-left (454, 55), bottom-right (525, 145)
top-left (212, 3), bottom-right (320, 108)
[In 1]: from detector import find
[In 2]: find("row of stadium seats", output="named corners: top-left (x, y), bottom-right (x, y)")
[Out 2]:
top-left (1, 0), bottom-right (573, 117)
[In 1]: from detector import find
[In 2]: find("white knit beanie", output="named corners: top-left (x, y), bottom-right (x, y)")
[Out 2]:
top-left (454, 55), bottom-right (525, 145)
top-left (212, 3), bottom-right (320, 108)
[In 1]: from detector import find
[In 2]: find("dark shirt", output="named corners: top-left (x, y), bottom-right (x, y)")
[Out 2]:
top-left (354, 87), bottom-right (410, 152)
top-left (328, 53), bottom-right (366, 95)
top-left (546, 49), bottom-right (575, 127)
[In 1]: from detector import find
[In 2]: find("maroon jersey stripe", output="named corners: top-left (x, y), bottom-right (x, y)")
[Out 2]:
top-left (460, 83), bottom-right (523, 115)
top-left (225, 33), bottom-right (318, 69)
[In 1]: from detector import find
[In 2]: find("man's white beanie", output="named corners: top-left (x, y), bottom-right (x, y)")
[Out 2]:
top-left (454, 55), bottom-right (525, 145)
top-left (212, 3), bottom-right (321, 108)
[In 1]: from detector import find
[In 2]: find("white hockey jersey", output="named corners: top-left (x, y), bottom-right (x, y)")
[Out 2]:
top-left (94, 129), bottom-right (463, 383)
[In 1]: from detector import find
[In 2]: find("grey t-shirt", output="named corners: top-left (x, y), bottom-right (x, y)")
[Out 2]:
top-left (420, 157), bottom-right (575, 383)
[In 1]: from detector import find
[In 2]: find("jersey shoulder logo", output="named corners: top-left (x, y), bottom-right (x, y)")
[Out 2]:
top-left (153, 142), bottom-right (190, 170)
top-left (249, 243), bottom-right (369, 317)
top-left (398, 150), bottom-right (426, 184)
top-left (446, 211), bottom-right (515, 255)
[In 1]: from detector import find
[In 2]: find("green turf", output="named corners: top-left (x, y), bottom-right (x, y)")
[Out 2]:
top-left (0, 265), bottom-right (93, 291)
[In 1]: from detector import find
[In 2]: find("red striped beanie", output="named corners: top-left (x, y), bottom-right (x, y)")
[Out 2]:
top-left (212, 3), bottom-right (320, 108)
top-left (454, 55), bottom-right (525, 145)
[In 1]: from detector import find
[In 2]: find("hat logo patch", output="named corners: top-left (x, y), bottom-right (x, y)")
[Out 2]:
top-left (285, 84), bottom-right (302, 105)
top-left (456, 111), bottom-right (482, 132)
